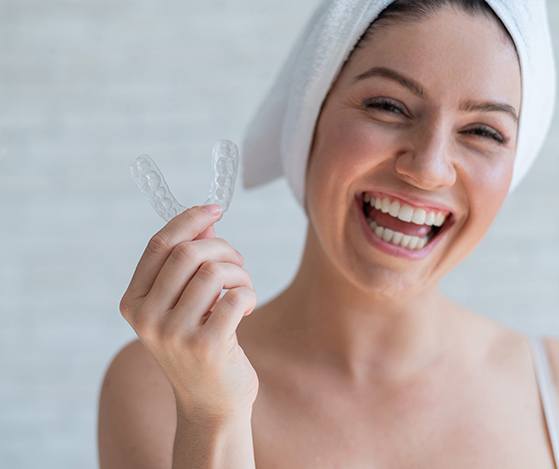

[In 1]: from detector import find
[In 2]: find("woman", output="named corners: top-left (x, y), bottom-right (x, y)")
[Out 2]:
top-left (98, 1), bottom-right (558, 468)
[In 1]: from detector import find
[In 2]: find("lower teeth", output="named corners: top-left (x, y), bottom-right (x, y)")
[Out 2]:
top-left (366, 217), bottom-right (430, 251)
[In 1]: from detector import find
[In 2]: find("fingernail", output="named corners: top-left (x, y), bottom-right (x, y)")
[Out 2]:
top-left (203, 204), bottom-right (222, 215)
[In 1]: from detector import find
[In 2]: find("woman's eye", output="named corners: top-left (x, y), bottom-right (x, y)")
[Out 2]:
top-left (363, 98), bottom-right (406, 116)
top-left (462, 126), bottom-right (506, 144)
top-left (362, 99), bottom-right (508, 145)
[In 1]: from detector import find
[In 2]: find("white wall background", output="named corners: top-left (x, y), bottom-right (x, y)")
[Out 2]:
top-left (1, 0), bottom-right (558, 467)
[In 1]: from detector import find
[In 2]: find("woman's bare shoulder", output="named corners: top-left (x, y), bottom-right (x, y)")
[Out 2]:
top-left (543, 335), bottom-right (559, 380)
top-left (535, 335), bottom-right (559, 407)
top-left (97, 338), bottom-right (176, 469)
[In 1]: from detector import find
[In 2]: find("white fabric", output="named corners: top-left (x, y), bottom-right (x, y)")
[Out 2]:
top-left (241, 0), bottom-right (556, 214)
top-left (530, 336), bottom-right (559, 468)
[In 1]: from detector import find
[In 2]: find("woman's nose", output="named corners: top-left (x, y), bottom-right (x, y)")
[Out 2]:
top-left (393, 128), bottom-right (457, 191)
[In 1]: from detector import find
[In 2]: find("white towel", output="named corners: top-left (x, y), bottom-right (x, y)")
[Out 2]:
top-left (241, 0), bottom-right (556, 213)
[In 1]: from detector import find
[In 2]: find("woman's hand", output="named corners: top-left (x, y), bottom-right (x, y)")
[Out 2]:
top-left (119, 204), bottom-right (259, 423)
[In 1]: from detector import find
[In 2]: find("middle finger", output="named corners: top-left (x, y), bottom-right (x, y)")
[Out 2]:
top-left (144, 237), bottom-right (244, 312)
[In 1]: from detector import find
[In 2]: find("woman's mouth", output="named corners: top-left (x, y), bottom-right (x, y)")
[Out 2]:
top-left (356, 191), bottom-right (455, 259)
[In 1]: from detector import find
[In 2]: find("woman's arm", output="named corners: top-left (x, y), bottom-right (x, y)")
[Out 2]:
top-left (173, 405), bottom-right (255, 469)
top-left (543, 336), bottom-right (559, 404)
top-left (98, 339), bottom-right (177, 469)
top-left (97, 339), bottom-right (256, 469)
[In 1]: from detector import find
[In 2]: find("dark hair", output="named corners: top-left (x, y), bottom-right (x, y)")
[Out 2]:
top-left (354, 0), bottom-right (516, 54)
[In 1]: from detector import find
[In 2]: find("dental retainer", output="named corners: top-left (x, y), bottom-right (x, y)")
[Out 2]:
top-left (129, 139), bottom-right (240, 221)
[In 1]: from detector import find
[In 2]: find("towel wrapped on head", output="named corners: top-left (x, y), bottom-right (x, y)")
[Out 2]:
top-left (241, 0), bottom-right (556, 215)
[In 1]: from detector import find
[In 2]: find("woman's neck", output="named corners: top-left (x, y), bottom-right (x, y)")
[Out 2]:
top-left (261, 224), bottom-right (464, 386)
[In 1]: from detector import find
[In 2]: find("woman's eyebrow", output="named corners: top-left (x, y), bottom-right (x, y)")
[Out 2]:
top-left (353, 66), bottom-right (425, 98)
top-left (459, 100), bottom-right (518, 124)
top-left (353, 66), bottom-right (519, 124)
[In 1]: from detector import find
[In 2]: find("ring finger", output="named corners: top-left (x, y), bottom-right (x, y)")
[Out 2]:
top-left (165, 261), bottom-right (253, 333)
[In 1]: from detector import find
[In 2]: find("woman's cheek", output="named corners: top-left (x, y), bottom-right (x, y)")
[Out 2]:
top-left (468, 153), bottom-right (513, 212)
top-left (327, 116), bottom-right (396, 169)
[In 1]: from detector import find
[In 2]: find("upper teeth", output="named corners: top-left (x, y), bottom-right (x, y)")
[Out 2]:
top-left (364, 193), bottom-right (448, 227)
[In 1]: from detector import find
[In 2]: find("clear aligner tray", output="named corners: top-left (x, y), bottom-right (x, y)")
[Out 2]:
top-left (129, 139), bottom-right (240, 222)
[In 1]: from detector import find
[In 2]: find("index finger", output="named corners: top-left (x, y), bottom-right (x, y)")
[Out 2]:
top-left (124, 204), bottom-right (223, 299)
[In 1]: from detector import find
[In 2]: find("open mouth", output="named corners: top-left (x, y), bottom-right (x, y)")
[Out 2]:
top-left (359, 192), bottom-right (454, 252)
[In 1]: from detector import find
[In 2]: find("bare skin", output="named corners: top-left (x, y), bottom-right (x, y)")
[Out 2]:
top-left (238, 302), bottom-right (558, 468)
top-left (240, 7), bottom-right (555, 467)
top-left (98, 6), bottom-right (559, 469)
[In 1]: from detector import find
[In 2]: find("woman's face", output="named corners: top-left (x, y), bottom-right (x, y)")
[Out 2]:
top-left (304, 6), bottom-right (521, 297)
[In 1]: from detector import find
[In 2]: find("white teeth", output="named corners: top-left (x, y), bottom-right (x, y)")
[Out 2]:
top-left (400, 234), bottom-right (412, 248)
top-left (398, 204), bottom-right (414, 223)
top-left (367, 220), bottom-right (429, 251)
top-left (434, 212), bottom-right (446, 227)
top-left (388, 200), bottom-right (400, 217)
top-left (381, 197), bottom-right (391, 213)
top-left (367, 194), bottom-right (448, 227)
top-left (392, 231), bottom-right (403, 245)
top-left (412, 208), bottom-right (426, 225)
top-left (425, 211), bottom-right (436, 226)
top-left (382, 228), bottom-right (394, 242)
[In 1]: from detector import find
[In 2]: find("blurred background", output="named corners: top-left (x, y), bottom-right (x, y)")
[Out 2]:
top-left (1, 0), bottom-right (558, 466)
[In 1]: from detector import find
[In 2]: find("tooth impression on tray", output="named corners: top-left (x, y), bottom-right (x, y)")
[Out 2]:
top-left (129, 139), bottom-right (240, 222)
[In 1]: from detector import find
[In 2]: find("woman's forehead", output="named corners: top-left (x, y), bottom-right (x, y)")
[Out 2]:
top-left (339, 8), bottom-right (521, 106)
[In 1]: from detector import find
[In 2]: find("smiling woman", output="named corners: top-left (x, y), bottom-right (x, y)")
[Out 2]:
top-left (302, 0), bottom-right (524, 296)
top-left (97, 1), bottom-right (557, 469)
top-left (240, 0), bottom-right (557, 467)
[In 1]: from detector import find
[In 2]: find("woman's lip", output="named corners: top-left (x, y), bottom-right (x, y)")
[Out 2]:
top-left (354, 196), bottom-right (452, 260)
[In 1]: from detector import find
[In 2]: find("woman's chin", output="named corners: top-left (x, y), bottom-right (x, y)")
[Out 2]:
top-left (349, 261), bottom-right (431, 298)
